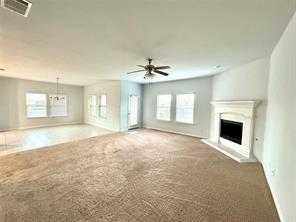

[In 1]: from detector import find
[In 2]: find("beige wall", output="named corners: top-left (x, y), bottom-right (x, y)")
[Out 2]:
top-left (212, 57), bottom-right (270, 162)
top-left (84, 81), bottom-right (121, 131)
top-left (0, 77), bottom-right (84, 131)
top-left (0, 77), bottom-right (19, 131)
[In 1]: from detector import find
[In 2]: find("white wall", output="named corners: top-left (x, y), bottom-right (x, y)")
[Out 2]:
top-left (262, 11), bottom-right (296, 222)
top-left (0, 77), bottom-right (84, 131)
top-left (84, 81), bottom-right (121, 131)
top-left (142, 77), bottom-right (213, 138)
top-left (212, 57), bottom-right (270, 161)
top-left (120, 81), bottom-right (143, 130)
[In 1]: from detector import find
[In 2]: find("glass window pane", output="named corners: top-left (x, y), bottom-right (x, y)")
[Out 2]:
top-left (157, 107), bottom-right (170, 121)
top-left (91, 106), bottom-right (98, 117)
top-left (101, 95), bottom-right (107, 106)
top-left (51, 106), bottom-right (67, 117)
top-left (176, 94), bottom-right (195, 123)
top-left (89, 95), bottom-right (98, 117)
top-left (98, 95), bottom-right (107, 118)
top-left (26, 106), bottom-right (47, 118)
top-left (91, 95), bottom-right (97, 106)
top-left (157, 95), bottom-right (171, 107)
top-left (49, 95), bottom-right (67, 117)
top-left (26, 93), bottom-right (47, 106)
top-left (157, 95), bottom-right (171, 120)
top-left (26, 93), bottom-right (47, 118)
top-left (99, 106), bottom-right (107, 118)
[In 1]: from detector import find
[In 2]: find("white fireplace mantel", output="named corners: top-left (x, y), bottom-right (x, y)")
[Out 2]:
top-left (211, 101), bottom-right (260, 117)
top-left (202, 100), bottom-right (260, 163)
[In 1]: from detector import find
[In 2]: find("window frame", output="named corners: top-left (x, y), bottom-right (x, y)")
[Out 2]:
top-left (156, 94), bottom-right (172, 121)
top-left (25, 92), bottom-right (48, 119)
top-left (175, 93), bottom-right (196, 125)
top-left (49, 94), bottom-right (68, 117)
top-left (99, 94), bottom-right (107, 119)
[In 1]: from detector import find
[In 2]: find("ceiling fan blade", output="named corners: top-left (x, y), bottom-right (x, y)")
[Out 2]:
top-left (155, 66), bottom-right (171, 70)
top-left (137, 65), bottom-right (146, 68)
top-left (127, 70), bottom-right (145, 74)
top-left (153, 70), bottom-right (169, 76)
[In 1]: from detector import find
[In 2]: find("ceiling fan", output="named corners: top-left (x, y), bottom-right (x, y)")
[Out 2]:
top-left (127, 58), bottom-right (171, 79)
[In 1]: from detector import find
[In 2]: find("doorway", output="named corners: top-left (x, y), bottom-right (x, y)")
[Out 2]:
top-left (128, 95), bottom-right (139, 129)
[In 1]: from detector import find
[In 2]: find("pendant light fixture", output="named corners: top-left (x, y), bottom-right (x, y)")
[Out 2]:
top-left (50, 77), bottom-right (65, 100)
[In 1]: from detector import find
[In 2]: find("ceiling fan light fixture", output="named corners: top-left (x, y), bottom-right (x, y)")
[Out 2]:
top-left (144, 73), bottom-right (156, 80)
top-left (127, 58), bottom-right (171, 80)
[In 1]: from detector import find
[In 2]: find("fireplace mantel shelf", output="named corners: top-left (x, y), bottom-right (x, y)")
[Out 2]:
top-left (211, 100), bottom-right (260, 107)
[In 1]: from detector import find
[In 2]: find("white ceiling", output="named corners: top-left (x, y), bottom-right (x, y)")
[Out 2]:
top-left (0, 0), bottom-right (295, 85)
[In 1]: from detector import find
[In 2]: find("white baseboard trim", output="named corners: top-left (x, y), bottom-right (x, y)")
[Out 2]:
top-left (262, 163), bottom-right (283, 222)
top-left (0, 122), bottom-right (84, 131)
top-left (18, 122), bottom-right (84, 130)
top-left (84, 122), bottom-right (119, 132)
top-left (143, 126), bottom-right (205, 139)
top-left (120, 126), bottom-right (142, 132)
top-left (120, 129), bottom-right (129, 132)
top-left (0, 127), bottom-right (19, 132)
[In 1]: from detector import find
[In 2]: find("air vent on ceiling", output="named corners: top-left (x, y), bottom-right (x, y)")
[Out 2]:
top-left (1, 0), bottom-right (32, 17)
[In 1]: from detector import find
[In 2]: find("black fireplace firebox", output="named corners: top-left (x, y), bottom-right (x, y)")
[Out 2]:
top-left (220, 119), bottom-right (243, 145)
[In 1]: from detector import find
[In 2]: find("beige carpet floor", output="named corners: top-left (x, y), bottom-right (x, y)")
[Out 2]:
top-left (0, 129), bottom-right (279, 222)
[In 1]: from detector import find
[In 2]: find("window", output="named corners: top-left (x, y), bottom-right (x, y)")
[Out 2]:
top-left (99, 94), bottom-right (107, 118)
top-left (157, 95), bottom-right (171, 121)
top-left (176, 93), bottom-right (195, 124)
top-left (26, 93), bottom-right (47, 118)
top-left (49, 95), bottom-right (67, 117)
top-left (89, 95), bottom-right (98, 117)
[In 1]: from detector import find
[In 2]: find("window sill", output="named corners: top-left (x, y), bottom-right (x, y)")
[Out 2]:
top-left (27, 115), bottom-right (68, 119)
top-left (175, 121), bottom-right (195, 125)
top-left (50, 115), bottom-right (68, 118)
top-left (27, 116), bottom-right (48, 119)
top-left (156, 119), bottom-right (171, 122)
